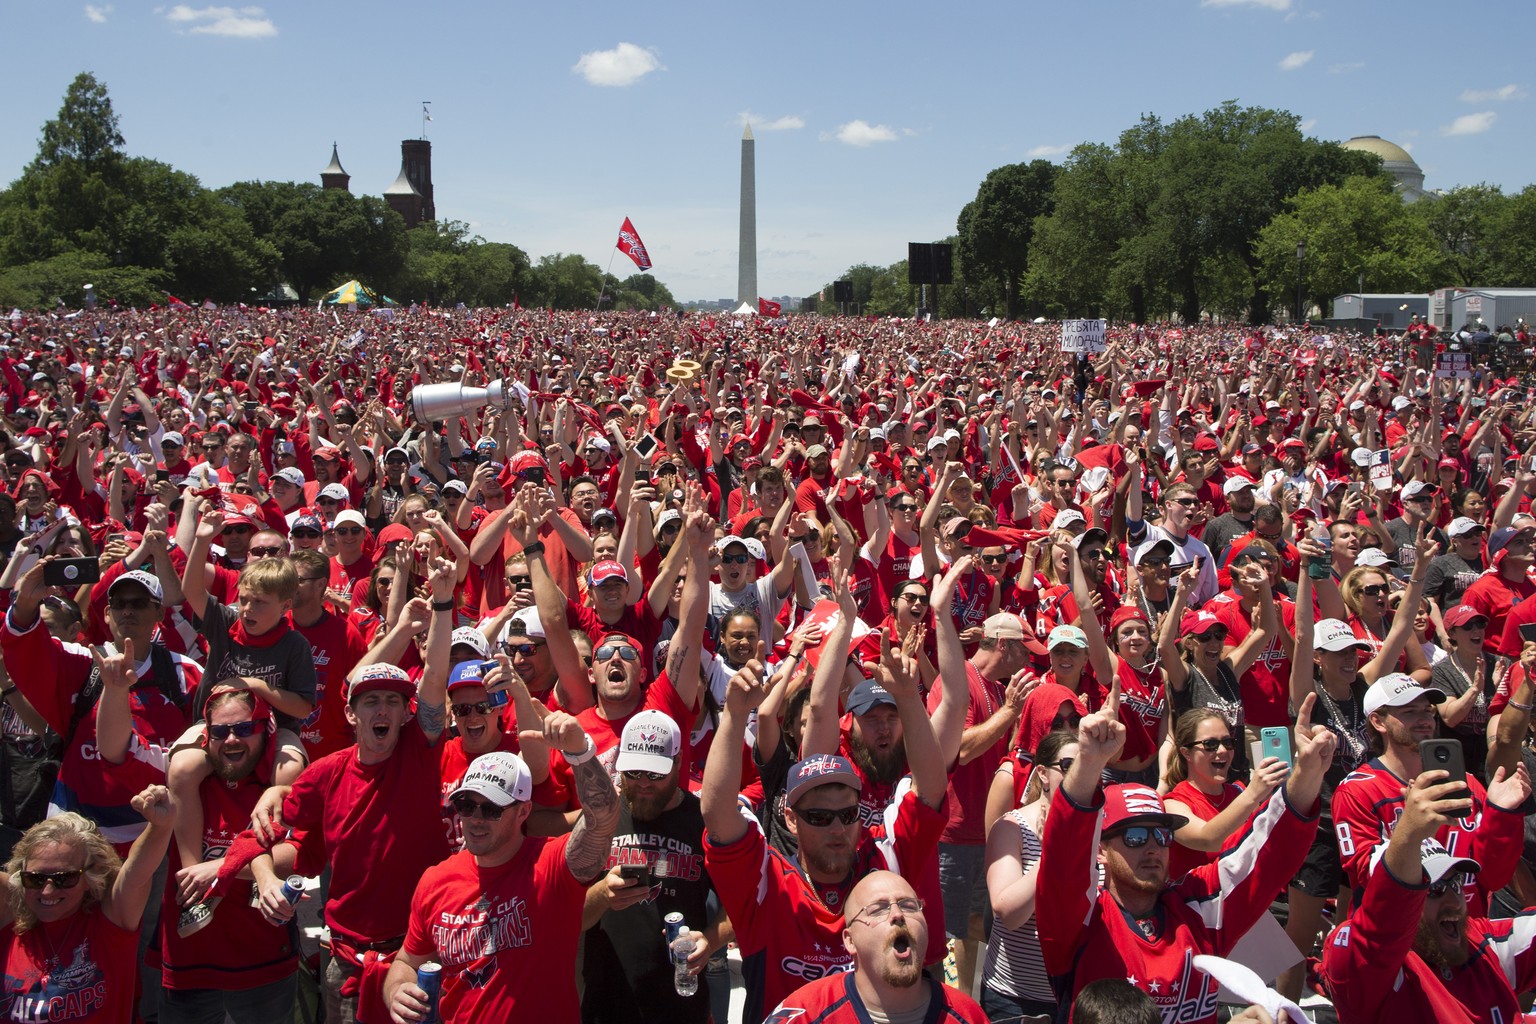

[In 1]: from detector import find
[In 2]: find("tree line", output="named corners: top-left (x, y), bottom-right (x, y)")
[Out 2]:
top-left (823, 101), bottom-right (1536, 324)
top-left (0, 74), bottom-right (677, 312)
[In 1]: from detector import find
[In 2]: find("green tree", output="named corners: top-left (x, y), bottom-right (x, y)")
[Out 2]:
top-left (957, 160), bottom-right (1059, 319)
top-left (528, 253), bottom-right (603, 309)
top-left (1254, 175), bottom-right (1444, 319)
top-left (33, 72), bottom-right (124, 171)
top-left (0, 251), bottom-right (165, 309)
top-left (1413, 184), bottom-right (1508, 286)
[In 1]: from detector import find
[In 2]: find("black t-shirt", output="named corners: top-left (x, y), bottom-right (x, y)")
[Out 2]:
top-left (196, 595), bottom-right (318, 730)
top-left (581, 793), bottom-right (716, 1024)
top-left (1424, 551), bottom-right (1484, 610)
top-left (754, 737), bottom-right (798, 859)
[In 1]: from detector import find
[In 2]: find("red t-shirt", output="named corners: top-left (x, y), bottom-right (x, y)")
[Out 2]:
top-left (1165, 779), bottom-right (1244, 881)
top-left (281, 724), bottom-right (450, 946)
top-left (290, 610), bottom-right (368, 760)
top-left (437, 733), bottom-right (569, 851)
top-left (403, 837), bottom-right (587, 1024)
top-left (1, 906), bottom-right (139, 1023)
top-left (1205, 591), bottom-right (1298, 729)
top-left (1461, 572), bottom-right (1536, 657)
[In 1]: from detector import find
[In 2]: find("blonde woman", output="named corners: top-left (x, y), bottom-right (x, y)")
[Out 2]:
top-left (1, 786), bottom-right (174, 1022)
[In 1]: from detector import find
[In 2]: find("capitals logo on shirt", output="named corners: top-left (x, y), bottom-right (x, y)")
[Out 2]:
top-left (1128, 947), bottom-right (1219, 1022)
top-left (6, 939), bottom-right (107, 1021)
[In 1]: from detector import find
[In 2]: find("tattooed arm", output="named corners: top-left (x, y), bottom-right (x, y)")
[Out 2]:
top-left (536, 713), bottom-right (618, 882)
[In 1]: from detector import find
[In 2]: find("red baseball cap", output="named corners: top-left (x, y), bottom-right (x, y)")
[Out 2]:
top-left (1101, 783), bottom-right (1188, 834)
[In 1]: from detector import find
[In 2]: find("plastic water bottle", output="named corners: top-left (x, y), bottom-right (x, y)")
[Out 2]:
top-left (665, 912), bottom-right (698, 997)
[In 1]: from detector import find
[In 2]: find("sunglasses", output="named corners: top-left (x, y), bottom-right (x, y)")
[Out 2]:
top-left (795, 805), bottom-right (861, 828)
top-left (622, 769), bottom-right (668, 781)
top-left (981, 554), bottom-right (1008, 564)
top-left (1360, 583), bottom-right (1390, 597)
top-left (1113, 826), bottom-right (1175, 849)
top-left (900, 592), bottom-right (930, 604)
top-left (1044, 757), bottom-right (1075, 774)
top-left (1186, 737), bottom-right (1236, 753)
top-left (596, 643), bottom-right (639, 662)
top-left (1170, 497), bottom-right (1199, 507)
top-left (1140, 556), bottom-right (1171, 568)
top-left (20, 870), bottom-right (84, 891)
top-left (720, 553), bottom-right (751, 565)
top-left (1080, 548), bottom-right (1109, 561)
top-left (450, 794), bottom-right (506, 820)
top-left (1427, 876), bottom-right (1464, 899)
top-left (506, 576), bottom-right (532, 591)
top-left (222, 524), bottom-right (252, 535)
top-left (452, 701), bottom-right (496, 718)
top-left (893, 503), bottom-right (918, 512)
top-left (316, 498), bottom-right (340, 507)
top-left (1194, 628), bottom-right (1229, 643)
top-left (376, 577), bottom-right (394, 588)
top-left (334, 527), bottom-right (365, 537)
top-left (208, 721), bottom-right (260, 740)
top-left (108, 596), bottom-right (156, 611)
top-left (503, 642), bottom-right (544, 657)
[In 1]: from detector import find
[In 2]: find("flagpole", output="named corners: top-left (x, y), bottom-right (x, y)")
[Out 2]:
top-left (594, 250), bottom-right (617, 312)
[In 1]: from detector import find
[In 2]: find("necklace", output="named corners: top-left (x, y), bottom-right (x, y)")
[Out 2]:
top-left (1314, 677), bottom-right (1365, 766)
top-left (36, 910), bottom-right (87, 974)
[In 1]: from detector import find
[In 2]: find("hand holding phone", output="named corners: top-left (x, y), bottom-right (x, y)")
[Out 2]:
top-left (1260, 726), bottom-right (1292, 767)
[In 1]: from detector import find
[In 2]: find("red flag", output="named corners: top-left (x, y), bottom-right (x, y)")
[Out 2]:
top-left (758, 298), bottom-right (781, 317)
top-left (166, 294), bottom-right (189, 308)
top-left (616, 218), bottom-right (652, 271)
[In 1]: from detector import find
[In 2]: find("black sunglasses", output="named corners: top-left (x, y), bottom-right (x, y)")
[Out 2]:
top-left (1186, 737), bottom-right (1236, 753)
top-left (503, 642), bottom-right (544, 657)
top-left (720, 553), bottom-right (751, 565)
top-left (595, 643), bottom-right (639, 663)
top-left (20, 870), bottom-right (84, 890)
top-left (1044, 757), bottom-right (1075, 774)
top-left (452, 701), bottom-right (496, 718)
top-left (1113, 826), bottom-right (1175, 849)
top-left (451, 794), bottom-right (505, 820)
top-left (1427, 876), bottom-right (1464, 899)
top-left (208, 721), bottom-right (260, 740)
top-left (795, 805), bottom-right (860, 828)
top-left (1360, 583), bottom-right (1390, 597)
top-left (622, 769), bottom-right (667, 781)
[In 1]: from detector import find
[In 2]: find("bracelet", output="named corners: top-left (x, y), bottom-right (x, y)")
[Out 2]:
top-left (521, 541), bottom-right (546, 558)
top-left (1510, 699), bottom-right (1535, 713)
top-left (1409, 578), bottom-right (1425, 584)
top-left (562, 737), bottom-right (596, 765)
top-left (431, 598), bottom-right (455, 612)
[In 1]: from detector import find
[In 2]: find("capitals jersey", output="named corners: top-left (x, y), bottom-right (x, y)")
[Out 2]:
top-left (1036, 783), bottom-right (1318, 1022)
top-left (1331, 760), bottom-right (1522, 916)
top-left (1323, 855), bottom-right (1536, 1024)
top-left (703, 779), bottom-right (946, 1024)
top-left (767, 971), bottom-right (989, 1024)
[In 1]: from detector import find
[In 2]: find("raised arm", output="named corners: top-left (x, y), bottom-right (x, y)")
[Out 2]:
top-left (103, 785), bottom-right (176, 932)
top-left (517, 487), bottom-right (594, 714)
top-left (665, 506), bottom-right (712, 712)
top-left (701, 657), bottom-right (768, 846)
top-left (930, 555), bottom-right (974, 767)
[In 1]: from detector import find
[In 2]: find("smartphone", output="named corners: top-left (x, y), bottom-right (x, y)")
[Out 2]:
top-left (1520, 623), bottom-right (1536, 645)
top-left (43, 557), bottom-right (103, 588)
top-left (155, 468), bottom-right (169, 483)
top-left (1259, 727), bottom-right (1292, 766)
top-left (617, 863), bottom-right (653, 887)
top-left (634, 469), bottom-right (652, 486)
top-left (633, 434), bottom-right (658, 461)
top-left (1420, 739), bottom-right (1466, 790)
top-left (243, 401), bottom-right (257, 416)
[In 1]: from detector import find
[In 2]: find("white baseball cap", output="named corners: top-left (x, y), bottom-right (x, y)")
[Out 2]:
top-left (1363, 672), bottom-right (1447, 717)
top-left (333, 510), bottom-right (366, 529)
top-left (273, 467), bottom-right (306, 488)
top-left (1355, 548), bottom-right (1397, 569)
top-left (1313, 618), bottom-right (1372, 653)
top-left (1447, 517), bottom-right (1484, 538)
top-left (614, 710), bottom-right (681, 776)
top-left (1222, 476), bottom-right (1257, 496)
top-left (108, 569), bottom-right (164, 603)
top-left (450, 626), bottom-right (491, 658)
top-left (500, 608), bottom-right (545, 642)
top-left (450, 751), bottom-right (532, 806)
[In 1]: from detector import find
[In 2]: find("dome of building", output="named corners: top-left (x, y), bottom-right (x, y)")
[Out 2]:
top-left (1341, 135), bottom-right (1429, 201)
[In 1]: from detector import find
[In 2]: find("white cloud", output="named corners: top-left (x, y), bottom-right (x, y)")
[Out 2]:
top-left (1026, 144), bottom-right (1070, 158)
top-left (1202, 0), bottom-right (1292, 8)
top-left (1278, 50), bottom-right (1314, 71)
top-left (1299, 118), bottom-right (1316, 131)
top-left (1442, 111), bottom-right (1496, 136)
top-left (572, 43), bottom-right (662, 87)
top-left (84, 4), bottom-right (112, 23)
top-left (1329, 61), bottom-right (1364, 74)
top-left (827, 120), bottom-right (898, 147)
top-left (736, 112), bottom-right (803, 131)
top-left (162, 5), bottom-right (277, 38)
top-left (1459, 84), bottom-right (1527, 103)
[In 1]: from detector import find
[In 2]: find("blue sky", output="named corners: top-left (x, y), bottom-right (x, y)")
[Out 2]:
top-left (3, 0), bottom-right (1532, 302)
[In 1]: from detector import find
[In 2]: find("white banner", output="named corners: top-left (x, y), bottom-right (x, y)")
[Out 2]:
top-left (1060, 319), bottom-right (1106, 353)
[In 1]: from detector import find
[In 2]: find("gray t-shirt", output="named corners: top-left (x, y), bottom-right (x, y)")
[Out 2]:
top-left (1424, 551), bottom-right (1484, 609)
top-left (195, 595), bottom-right (317, 731)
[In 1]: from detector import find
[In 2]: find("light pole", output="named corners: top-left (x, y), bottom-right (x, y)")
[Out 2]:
top-left (1295, 239), bottom-right (1306, 323)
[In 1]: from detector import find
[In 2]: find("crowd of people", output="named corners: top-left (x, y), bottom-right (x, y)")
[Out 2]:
top-left (0, 300), bottom-right (1534, 1024)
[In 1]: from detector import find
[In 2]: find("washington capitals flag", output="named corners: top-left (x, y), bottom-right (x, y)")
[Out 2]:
top-left (616, 218), bottom-right (652, 271)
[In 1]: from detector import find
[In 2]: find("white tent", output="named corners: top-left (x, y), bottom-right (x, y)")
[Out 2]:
top-left (733, 302), bottom-right (756, 316)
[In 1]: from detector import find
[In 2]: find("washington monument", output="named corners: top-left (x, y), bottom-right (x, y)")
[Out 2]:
top-left (738, 124), bottom-right (756, 307)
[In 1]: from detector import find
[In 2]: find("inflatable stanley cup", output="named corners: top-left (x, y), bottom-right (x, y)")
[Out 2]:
top-left (411, 379), bottom-right (517, 423)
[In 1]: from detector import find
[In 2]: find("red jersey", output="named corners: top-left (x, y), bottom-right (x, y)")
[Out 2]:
top-left (874, 532), bottom-right (922, 610)
top-left (926, 662), bottom-right (1007, 845)
top-left (1205, 590), bottom-right (1298, 729)
top-left (1164, 779), bottom-right (1246, 880)
top-left (1037, 783), bottom-right (1318, 1022)
top-left (704, 779), bottom-right (946, 1024)
top-left (1460, 572), bottom-right (1536, 657)
top-left (290, 609), bottom-right (367, 760)
top-left (1331, 759), bottom-right (1522, 917)
top-left (1496, 595), bottom-right (1536, 660)
top-left (1080, 659), bottom-right (1164, 765)
top-left (572, 671), bottom-right (695, 785)
top-left (280, 724), bottom-right (450, 946)
top-left (158, 771), bottom-right (297, 991)
top-left (1323, 855), bottom-right (1536, 1024)
top-left (403, 837), bottom-right (588, 1024)
top-left (770, 971), bottom-right (989, 1024)
top-left (1, 907), bottom-right (139, 1024)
